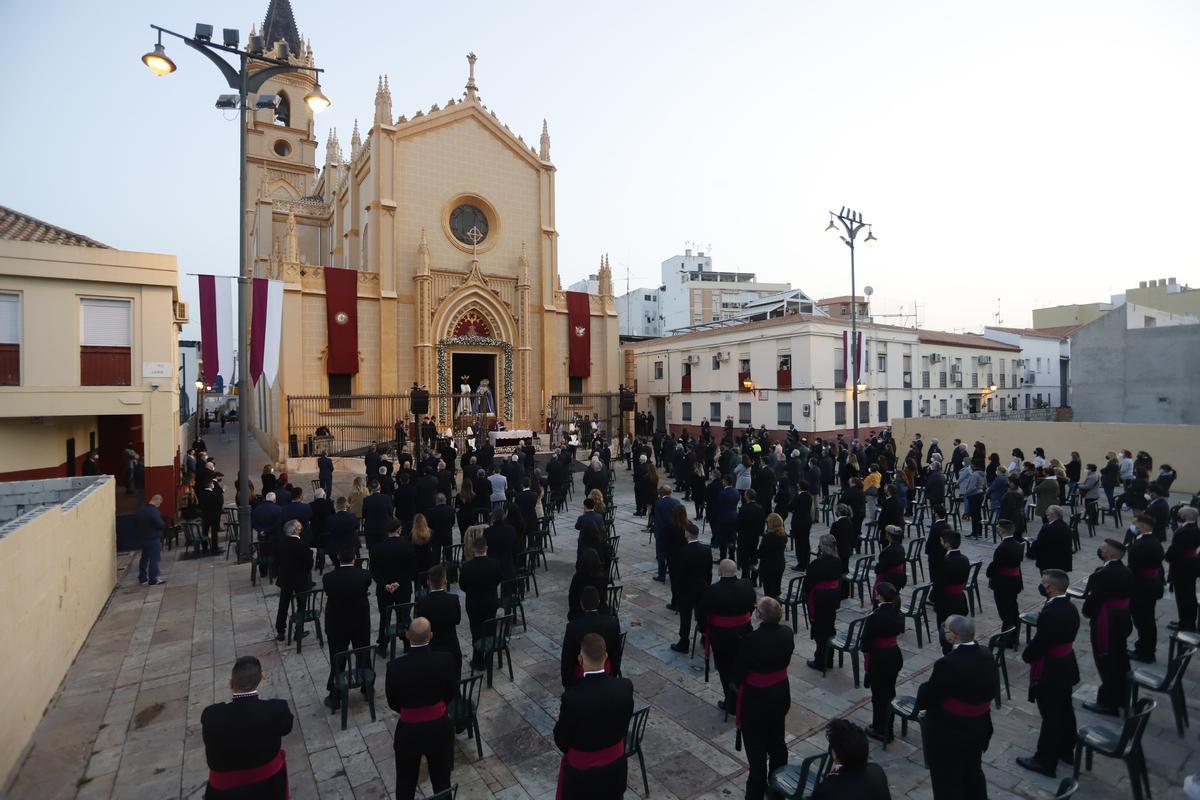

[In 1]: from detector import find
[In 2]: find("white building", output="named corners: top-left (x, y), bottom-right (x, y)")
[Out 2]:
top-left (659, 249), bottom-right (791, 333)
top-left (982, 326), bottom-right (1071, 409)
top-left (624, 314), bottom-right (1026, 437)
top-left (615, 287), bottom-right (662, 337)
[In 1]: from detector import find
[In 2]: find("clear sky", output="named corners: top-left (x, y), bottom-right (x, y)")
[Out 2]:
top-left (2, 0), bottom-right (1197, 334)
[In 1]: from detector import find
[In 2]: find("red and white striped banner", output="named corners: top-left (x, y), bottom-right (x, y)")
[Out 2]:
top-left (842, 330), bottom-right (863, 380)
top-left (197, 275), bottom-right (233, 388)
top-left (250, 278), bottom-right (284, 386)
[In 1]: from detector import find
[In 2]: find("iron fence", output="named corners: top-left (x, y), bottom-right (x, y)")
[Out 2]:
top-left (935, 407), bottom-right (1057, 422)
top-left (548, 392), bottom-right (626, 447)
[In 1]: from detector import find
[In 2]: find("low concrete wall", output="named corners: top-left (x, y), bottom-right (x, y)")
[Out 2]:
top-left (889, 418), bottom-right (1200, 494)
top-left (0, 476), bottom-right (117, 784)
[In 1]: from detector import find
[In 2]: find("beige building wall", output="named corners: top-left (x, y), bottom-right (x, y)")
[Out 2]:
top-left (0, 477), bottom-right (117, 784)
top-left (1032, 303), bottom-right (1111, 329)
top-left (889, 418), bottom-right (1200, 494)
top-left (0, 416), bottom-right (96, 474)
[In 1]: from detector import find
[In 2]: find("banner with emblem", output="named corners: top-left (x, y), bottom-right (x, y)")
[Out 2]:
top-left (324, 267), bottom-right (359, 374)
top-left (565, 290), bottom-right (591, 378)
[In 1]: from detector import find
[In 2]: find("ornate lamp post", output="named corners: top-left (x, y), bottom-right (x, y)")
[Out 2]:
top-left (826, 207), bottom-right (877, 440)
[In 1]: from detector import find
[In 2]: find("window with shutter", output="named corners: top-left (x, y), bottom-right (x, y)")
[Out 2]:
top-left (80, 298), bottom-right (131, 385)
top-left (0, 293), bottom-right (19, 385)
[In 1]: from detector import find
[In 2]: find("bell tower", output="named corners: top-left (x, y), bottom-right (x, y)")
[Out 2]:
top-left (246, 0), bottom-right (321, 277)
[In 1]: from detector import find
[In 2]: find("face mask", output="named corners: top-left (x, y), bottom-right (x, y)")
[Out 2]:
top-left (1038, 583), bottom-right (1049, 597)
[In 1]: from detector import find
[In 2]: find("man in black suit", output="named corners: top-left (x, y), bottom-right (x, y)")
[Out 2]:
top-left (327, 497), bottom-right (360, 560)
top-left (1166, 506), bottom-right (1200, 631)
top-left (736, 489), bottom-right (767, 581)
top-left (932, 530), bottom-right (970, 654)
top-left (734, 597), bottom-right (794, 800)
top-left (321, 548), bottom-right (372, 710)
top-left (201, 656), bottom-right (293, 798)
top-left (670, 523), bottom-right (713, 653)
top-left (1127, 514), bottom-right (1165, 663)
top-left (386, 617), bottom-right (459, 800)
top-left (924, 460), bottom-right (947, 516)
top-left (370, 519), bottom-right (415, 655)
top-left (916, 615), bottom-right (998, 800)
top-left (926, 506), bottom-right (951, 584)
top-left (515, 478), bottom-right (540, 541)
top-left (274, 520), bottom-right (313, 642)
top-left (414, 564), bottom-right (463, 677)
top-left (1082, 539), bottom-right (1134, 716)
top-left (317, 451), bottom-right (334, 497)
top-left (986, 519), bottom-right (1024, 640)
top-left (561, 586), bottom-right (623, 687)
top-left (281, 487), bottom-right (313, 546)
top-left (199, 476), bottom-right (224, 553)
top-left (1016, 569), bottom-right (1080, 778)
top-left (415, 467), bottom-right (439, 517)
top-left (699, 559), bottom-right (756, 709)
top-left (1029, 505), bottom-right (1072, 573)
top-left (829, 504), bottom-right (857, 595)
top-left (459, 537), bottom-right (503, 670)
top-left (811, 719), bottom-right (891, 800)
top-left (553, 633), bottom-right (635, 800)
top-left (362, 481), bottom-right (394, 548)
top-left (1145, 483), bottom-right (1170, 542)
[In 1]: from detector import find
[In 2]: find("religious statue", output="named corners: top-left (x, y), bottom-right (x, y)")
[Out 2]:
top-left (457, 374), bottom-right (473, 416)
top-left (476, 377), bottom-right (496, 415)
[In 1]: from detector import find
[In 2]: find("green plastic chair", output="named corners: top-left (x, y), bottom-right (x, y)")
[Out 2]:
top-left (449, 673), bottom-right (484, 759)
top-left (1128, 645), bottom-right (1194, 737)
top-left (383, 601), bottom-right (416, 660)
top-left (474, 614), bottom-right (515, 688)
top-left (767, 751), bottom-right (831, 799)
top-left (624, 707), bottom-right (651, 796)
top-left (287, 588), bottom-right (324, 653)
top-left (901, 584), bottom-right (933, 648)
top-left (332, 644), bottom-right (376, 730)
top-left (1073, 698), bottom-right (1156, 800)
top-left (828, 616), bottom-right (867, 687)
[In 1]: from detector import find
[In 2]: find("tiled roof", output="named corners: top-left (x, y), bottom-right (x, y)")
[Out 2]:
top-left (0, 205), bottom-right (111, 249)
top-left (917, 329), bottom-right (1020, 351)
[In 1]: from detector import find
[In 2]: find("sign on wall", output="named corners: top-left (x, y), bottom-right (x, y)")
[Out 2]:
top-left (142, 362), bottom-right (172, 378)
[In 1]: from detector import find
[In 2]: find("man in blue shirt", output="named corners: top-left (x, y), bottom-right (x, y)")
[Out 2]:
top-left (137, 494), bottom-right (167, 586)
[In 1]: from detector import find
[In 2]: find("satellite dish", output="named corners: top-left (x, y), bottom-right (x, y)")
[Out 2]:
top-left (863, 286), bottom-right (874, 296)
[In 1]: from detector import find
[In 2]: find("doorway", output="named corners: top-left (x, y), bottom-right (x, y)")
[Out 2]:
top-left (452, 351), bottom-right (498, 417)
top-left (654, 397), bottom-right (666, 432)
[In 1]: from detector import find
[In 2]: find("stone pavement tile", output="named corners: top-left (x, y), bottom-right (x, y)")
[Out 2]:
top-left (504, 749), bottom-right (561, 799)
top-left (351, 777), bottom-right (389, 799)
top-left (316, 774), bottom-right (356, 798)
top-left (74, 772), bottom-right (118, 800)
top-left (309, 745), bottom-right (346, 783)
top-left (84, 745), bottom-right (123, 780)
top-left (648, 750), bottom-right (724, 798)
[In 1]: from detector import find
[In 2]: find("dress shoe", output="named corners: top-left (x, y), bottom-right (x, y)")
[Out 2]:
top-left (323, 694), bottom-right (340, 711)
top-left (669, 641), bottom-right (689, 654)
top-left (1082, 701), bottom-right (1120, 717)
top-left (791, 564), bottom-right (806, 572)
top-left (806, 659), bottom-right (826, 672)
top-left (652, 575), bottom-right (666, 583)
top-left (1127, 650), bottom-right (1155, 663)
top-left (148, 579), bottom-right (167, 585)
top-left (1016, 756), bottom-right (1056, 778)
top-left (716, 700), bottom-right (727, 712)
top-left (375, 644), bottom-right (388, 658)
top-left (1168, 620), bottom-right (1181, 631)
top-left (865, 727), bottom-right (893, 744)
top-left (275, 632), bottom-right (286, 642)
top-left (666, 603), bottom-right (678, 612)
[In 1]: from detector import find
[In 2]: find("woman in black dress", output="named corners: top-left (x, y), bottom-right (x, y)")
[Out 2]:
top-left (805, 534), bottom-right (843, 670)
top-left (862, 581), bottom-right (905, 742)
top-left (1001, 477), bottom-right (1027, 537)
top-left (790, 481), bottom-right (813, 571)
top-left (757, 513), bottom-right (788, 599)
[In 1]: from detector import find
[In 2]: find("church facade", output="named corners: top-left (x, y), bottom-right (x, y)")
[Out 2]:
top-left (243, 1), bottom-right (619, 459)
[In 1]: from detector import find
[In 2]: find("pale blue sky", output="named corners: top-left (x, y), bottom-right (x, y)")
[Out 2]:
top-left (2, 0), bottom-right (1197, 334)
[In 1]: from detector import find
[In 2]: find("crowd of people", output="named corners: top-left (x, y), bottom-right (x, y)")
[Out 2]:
top-left (146, 418), bottom-right (1200, 800)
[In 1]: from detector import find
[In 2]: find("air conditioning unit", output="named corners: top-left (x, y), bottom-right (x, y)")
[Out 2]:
top-left (718, 351), bottom-right (731, 362)
top-left (687, 355), bottom-right (700, 365)
top-left (929, 353), bottom-right (942, 364)
top-left (173, 300), bottom-right (189, 323)
top-left (977, 355), bottom-right (992, 365)
top-left (1024, 370), bottom-right (1036, 384)
top-left (802, 403), bottom-right (811, 417)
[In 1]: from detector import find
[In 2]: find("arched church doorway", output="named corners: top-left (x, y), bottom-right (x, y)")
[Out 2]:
top-left (453, 352), bottom-right (496, 404)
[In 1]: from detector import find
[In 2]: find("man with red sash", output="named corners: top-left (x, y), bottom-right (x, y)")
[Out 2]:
top-left (1082, 539), bottom-right (1134, 716)
top-left (1165, 506), bottom-right (1199, 631)
top-left (201, 656), bottom-right (293, 799)
top-left (1127, 514), bottom-right (1165, 663)
top-left (561, 586), bottom-right (623, 687)
top-left (1017, 569), bottom-right (1080, 778)
top-left (699, 558), bottom-right (756, 710)
top-left (553, 633), bottom-right (634, 800)
top-left (734, 597), bottom-right (794, 800)
top-left (916, 614), bottom-right (998, 800)
top-left (985, 519), bottom-right (1024, 643)
top-left (862, 582), bottom-right (904, 743)
top-left (804, 534), bottom-right (843, 670)
top-left (931, 529), bottom-right (970, 655)
top-left (385, 617), bottom-right (459, 800)
top-left (872, 525), bottom-right (907, 593)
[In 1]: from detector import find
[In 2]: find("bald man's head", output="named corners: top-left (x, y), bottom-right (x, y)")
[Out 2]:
top-left (406, 617), bottom-right (432, 646)
top-left (718, 558), bottom-right (738, 578)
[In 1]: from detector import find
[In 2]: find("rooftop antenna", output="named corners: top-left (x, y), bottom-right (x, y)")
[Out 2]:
top-left (994, 297), bottom-right (1003, 326)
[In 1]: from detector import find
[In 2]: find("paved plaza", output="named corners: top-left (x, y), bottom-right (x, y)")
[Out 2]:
top-left (6, 430), bottom-right (1198, 799)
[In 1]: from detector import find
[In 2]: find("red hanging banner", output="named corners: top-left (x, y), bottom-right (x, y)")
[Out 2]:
top-left (324, 267), bottom-right (359, 374)
top-left (566, 291), bottom-right (591, 378)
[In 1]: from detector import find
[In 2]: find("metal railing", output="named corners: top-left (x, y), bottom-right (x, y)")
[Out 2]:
top-left (937, 407), bottom-right (1057, 422)
top-left (549, 393), bottom-right (625, 446)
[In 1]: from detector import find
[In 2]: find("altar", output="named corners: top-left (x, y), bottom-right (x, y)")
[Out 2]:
top-left (489, 429), bottom-right (535, 448)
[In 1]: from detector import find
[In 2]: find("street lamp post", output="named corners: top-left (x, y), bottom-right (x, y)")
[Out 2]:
top-left (143, 23), bottom-right (329, 560)
top-left (826, 207), bottom-right (877, 441)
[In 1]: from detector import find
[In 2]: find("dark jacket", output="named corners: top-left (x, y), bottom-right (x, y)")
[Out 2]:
top-left (811, 763), bottom-right (892, 800)
top-left (1165, 522), bottom-right (1200, 584)
top-left (384, 645), bottom-right (458, 737)
top-left (1128, 534), bottom-right (1165, 600)
top-left (733, 621), bottom-right (794, 725)
top-left (553, 674), bottom-right (635, 799)
top-left (459, 555), bottom-right (503, 619)
top-left (932, 550), bottom-right (970, 622)
top-left (560, 610), bottom-right (623, 687)
top-left (274, 534), bottom-right (314, 591)
top-left (986, 536), bottom-right (1025, 595)
top-left (1029, 518), bottom-right (1072, 572)
top-left (805, 554), bottom-right (844, 641)
top-left (861, 603), bottom-right (904, 687)
top-left (201, 695), bottom-right (293, 799)
top-left (414, 588), bottom-right (462, 662)
top-left (916, 642), bottom-right (998, 762)
top-left (321, 564), bottom-right (372, 635)
top-left (1021, 595), bottom-right (1080, 701)
top-left (1082, 560), bottom-right (1134, 656)
top-left (137, 502), bottom-right (166, 541)
top-left (698, 576), bottom-right (756, 653)
top-left (362, 493), bottom-right (395, 543)
top-left (251, 500), bottom-right (283, 538)
top-left (736, 501), bottom-right (767, 556)
top-left (676, 540), bottom-right (714, 606)
top-left (874, 542), bottom-right (907, 591)
top-left (369, 535), bottom-right (415, 602)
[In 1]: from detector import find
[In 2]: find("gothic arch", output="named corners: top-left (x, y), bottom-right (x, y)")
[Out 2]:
top-left (430, 284), bottom-right (516, 346)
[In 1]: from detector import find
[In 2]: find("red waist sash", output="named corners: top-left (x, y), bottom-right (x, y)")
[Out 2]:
top-left (997, 566), bottom-right (1021, 577)
top-left (874, 563), bottom-right (906, 589)
top-left (942, 697), bottom-right (991, 717)
top-left (736, 668), bottom-right (789, 726)
top-left (704, 612), bottom-right (753, 658)
top-left (208, 749), bottom-right (287, 793)
top-left (864, 635), bottom-right (899, 671)
top-left (556, 740), bottom-right (624, 799)
top-left (1030, 642), bottom-right (1074, 685)
top-left (398, 701), bottom-right (447, 723)
top-left (1095, 597), bottom-right (1130, 655)
top-left (807, 579), bottom-right (841, 619)
top-left (943, 583), bottom-right (965, 595)
top-left (1136, 567), bottom-right (1162, 579)
top-left (571, 657), bottom-right (612, 680)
